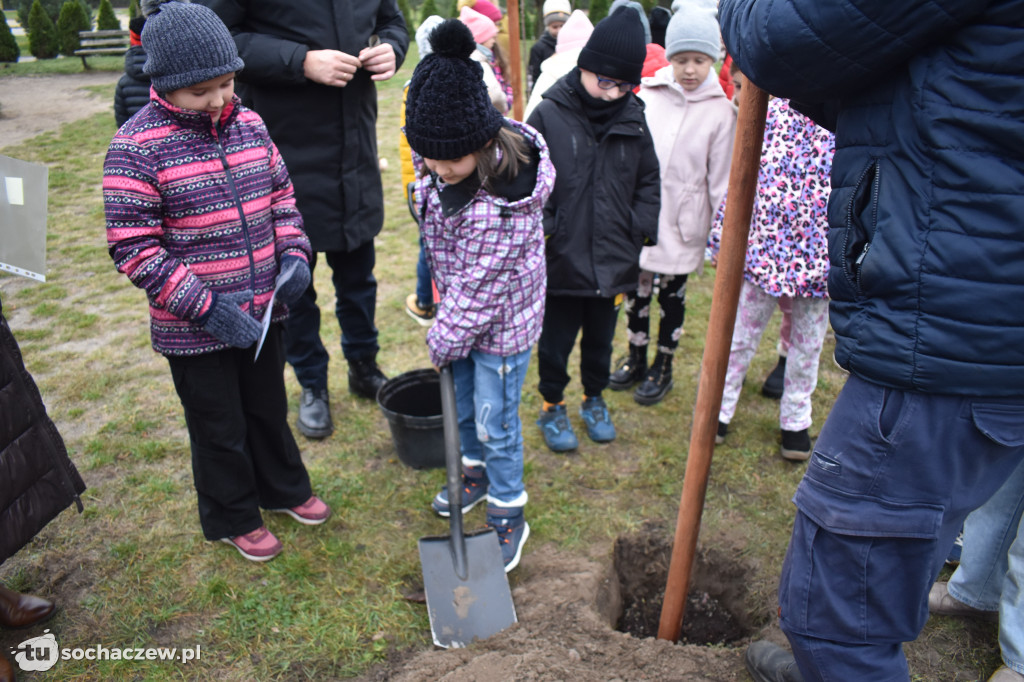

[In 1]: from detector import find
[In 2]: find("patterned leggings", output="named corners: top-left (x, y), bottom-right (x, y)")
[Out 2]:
top-left (719, 281), bottom-right (829, 431)
top-left (623, 271), bottom-right (689, 354)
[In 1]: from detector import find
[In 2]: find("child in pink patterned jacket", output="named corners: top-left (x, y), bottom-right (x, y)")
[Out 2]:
top-left (709, 97), bottom-right (835, 461)
top-left (405, 20), bottom-right (555, 572)
top-left (102, 0), bottom-right (329, 563)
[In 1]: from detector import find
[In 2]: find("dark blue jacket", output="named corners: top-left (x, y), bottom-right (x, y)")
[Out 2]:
top-left (114, 45), bottom-right (150, 128)
top-left (720, 0), bottom-right (1024, 396)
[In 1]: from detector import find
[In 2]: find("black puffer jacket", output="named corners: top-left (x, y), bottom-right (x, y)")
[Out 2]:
top-left (114, 45), bottom-right (151, 128)
top-left (527, 72), bottom-right (660, 297)
top-left (200, 0), bottom-right (409, 252)
top-left (0, 296), bottom-right (85, 564)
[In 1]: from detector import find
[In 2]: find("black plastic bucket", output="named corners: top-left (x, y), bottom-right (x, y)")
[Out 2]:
top-left (377, 369), bottom-right (445, 470)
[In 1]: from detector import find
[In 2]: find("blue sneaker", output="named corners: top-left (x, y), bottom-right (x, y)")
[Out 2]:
top-left (431, 466), bottom-right (488, 517)
top-left (536, 403), bottom-right (578, 452)
top-left (487, 506), bottom-right (530, 573)
top-left (579, 396), bottom-right (616, 442)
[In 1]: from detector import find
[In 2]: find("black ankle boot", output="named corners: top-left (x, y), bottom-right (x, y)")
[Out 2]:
top-left (633, 352), bottom-right (674, 406)
top-left (348, 357), bottom-right (388, 400)
top-left (609, 344), bottom-right (648, 390)
top-left (761, 355), bottom-right (787, 399)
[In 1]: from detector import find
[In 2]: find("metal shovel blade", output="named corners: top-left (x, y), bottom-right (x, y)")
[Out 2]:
top-left (418, 366), bottom-right (517, 648)
top-left (418, 528), bottom-right (517, 648)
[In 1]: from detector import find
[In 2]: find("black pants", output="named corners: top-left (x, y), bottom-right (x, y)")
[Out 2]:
top-left (537, 295), bottom-right (620, 404)
top-left (624, 272), bottom-right (688, 353)
top-left (167, 325), bottom-right (312, 540)
top-left (284, 242), bottom-right (380, 391)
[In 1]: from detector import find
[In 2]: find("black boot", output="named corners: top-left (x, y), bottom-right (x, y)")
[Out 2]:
top-left (609, 344), bottom-right (647, 391)
top-left (761, 355), bottom-right (787, 399)
top-left (348, 357), bottom-right (388, 400)
top-left (633, 352), bottom-right (674, 406)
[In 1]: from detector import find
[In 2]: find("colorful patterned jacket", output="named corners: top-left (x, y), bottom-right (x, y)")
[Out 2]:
top-left (415, 120), bottom-right (555, 367)
top-left (710, 98), bottom-right (834, 299)
top-left (103, 91), bottom-right (310, 357)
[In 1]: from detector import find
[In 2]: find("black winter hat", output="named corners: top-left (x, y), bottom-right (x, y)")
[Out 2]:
top-left (404, 19), bottom-right (505, 161)
top-left (141, 0), bottom-right (244, 94)
top-left (649, 6), bottom-right (671, 48)
top-left (577, 5), bottom-right (646, 84)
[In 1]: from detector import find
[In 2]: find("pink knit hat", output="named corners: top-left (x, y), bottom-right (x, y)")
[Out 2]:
top-left (473, 0), bottom-right (503, 23)
top-left (459, 6), bottom-right (498, 45)
top-left (555, 9), bottom-right (593, 54)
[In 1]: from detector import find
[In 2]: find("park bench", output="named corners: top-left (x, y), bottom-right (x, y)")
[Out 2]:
top-left (74, 29), bottom-right (130, 67)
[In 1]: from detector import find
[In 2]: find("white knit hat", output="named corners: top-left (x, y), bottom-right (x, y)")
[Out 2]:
top-left (555, 9), bottom-right (592, 54)
top-left (543, 0), bottom-right (572, 25)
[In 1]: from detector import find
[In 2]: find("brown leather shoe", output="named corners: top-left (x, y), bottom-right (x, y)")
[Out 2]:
top-left (0, 585), bottom-right (55, 629)
top-left (0, 653), bottom-right (15, 682)
top-left (928, 581), bottom-right (998, 621)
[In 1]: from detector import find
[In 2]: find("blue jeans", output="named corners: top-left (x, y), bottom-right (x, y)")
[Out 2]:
top-left (451, 348), bottom-right (531, 508)
top-left (415, 237), bottom-right (433, 307)
top-left (949, 458), bottom-right (1024, 675)
top-left (779, 375), bottom-right (1024, 681)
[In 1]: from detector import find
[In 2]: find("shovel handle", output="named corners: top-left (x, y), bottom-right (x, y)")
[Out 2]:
top-left (439, 365), bottom-right (469, 580)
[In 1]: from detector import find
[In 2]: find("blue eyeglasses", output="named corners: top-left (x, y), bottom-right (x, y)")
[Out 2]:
top-left (595, 74), bottom-right (637, 94)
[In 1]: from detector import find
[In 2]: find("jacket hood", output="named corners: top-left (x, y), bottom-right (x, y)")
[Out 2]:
top-left (641, 64), bottom-right (726, 102)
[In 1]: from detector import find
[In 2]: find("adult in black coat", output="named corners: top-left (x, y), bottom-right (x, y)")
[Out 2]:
top-left (200, 0), bottom-right (410, 440)
top-left (1, 292), bottom-right (85, 679)
top-left (113, 16), bottom-right (151, 128)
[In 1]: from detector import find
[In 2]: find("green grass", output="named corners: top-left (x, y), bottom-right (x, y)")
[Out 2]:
top-left (0, 56), bottom-right (1000, 681)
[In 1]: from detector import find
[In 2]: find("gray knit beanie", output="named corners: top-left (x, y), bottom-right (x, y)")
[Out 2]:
top-left (664, 1), bottom-right (721, 60)
top-left (141, 0), bottom-right (244, 93)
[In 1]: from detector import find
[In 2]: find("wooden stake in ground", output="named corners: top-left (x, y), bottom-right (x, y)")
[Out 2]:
top-left (657, 82), bottom-right (770, 643)
top-left (505, 0), bottom-right (524, 121)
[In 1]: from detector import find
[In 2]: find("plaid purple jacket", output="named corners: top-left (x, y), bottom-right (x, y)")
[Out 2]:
top-left (103, 92), bottom-right (310, 356)
top-left (416, 120), bottom-right (555, 367)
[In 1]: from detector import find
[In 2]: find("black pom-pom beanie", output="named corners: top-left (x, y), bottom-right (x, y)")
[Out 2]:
top-left (404, 19), bottom-right (505, 161)
top-left (577, 5), bottom-right (647, 84)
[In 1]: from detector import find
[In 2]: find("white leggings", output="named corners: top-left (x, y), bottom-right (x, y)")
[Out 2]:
top-left (719, 281), bottom-right (829, 432)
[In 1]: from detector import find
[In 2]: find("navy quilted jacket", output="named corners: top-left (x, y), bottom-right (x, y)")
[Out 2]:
top-left (720, 0), bottom-right (1024, 396)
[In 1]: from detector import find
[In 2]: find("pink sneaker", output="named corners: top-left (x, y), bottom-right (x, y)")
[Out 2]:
top-left (269, 495), bottom-right (331, 525)
top-left (220, 526), bottom-right (282, 562)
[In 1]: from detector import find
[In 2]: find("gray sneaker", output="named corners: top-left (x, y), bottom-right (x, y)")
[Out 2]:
top-left (297, 387), bottom-right (333, 439)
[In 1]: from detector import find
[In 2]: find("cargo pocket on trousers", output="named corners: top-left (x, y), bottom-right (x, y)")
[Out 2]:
top-left (780, 480), bottom-right (944, 643)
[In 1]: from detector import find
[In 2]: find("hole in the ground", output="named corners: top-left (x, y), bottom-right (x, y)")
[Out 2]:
top-left (613, 521), bottom-right (753, 645)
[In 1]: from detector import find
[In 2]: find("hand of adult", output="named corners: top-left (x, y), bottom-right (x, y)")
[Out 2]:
top-left (303, 49), bottom-right (361, 87)
top-left (358, 43), bottom-right (397, 82)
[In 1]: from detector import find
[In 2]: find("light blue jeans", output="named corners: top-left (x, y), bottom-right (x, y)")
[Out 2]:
top-left (948, 458), bottom-right (1024, 675)
top-left (451, 348), bottom-right (531, 508)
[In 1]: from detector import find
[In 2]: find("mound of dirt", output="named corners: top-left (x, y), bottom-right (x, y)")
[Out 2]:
top-left (358, 535), bottom-right (749, 682)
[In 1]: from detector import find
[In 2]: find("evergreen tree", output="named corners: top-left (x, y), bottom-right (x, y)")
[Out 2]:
top-left (96, 0), bottom-right (118, 30)
top-left (0, 14), bottom-right (21, 63)
top-left (27, 0), bottom-right (58, 59)
top-left (397, 0), bottom-right (414, 29)
top-left (420, 0), bottom-right (439, 21)
top-left (128, 0), bottom-right (139, 20)
top-left (589, 0), bottom-right (610, 24)
top-left (19, 0), bottom-right (61, 27)
top-left (78, 0), bottom-right (93, 28)
top-left (56, 0), bottom-right (90, 55)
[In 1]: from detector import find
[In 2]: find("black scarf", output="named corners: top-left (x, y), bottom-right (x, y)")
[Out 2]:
top-left (567, 67), bottom-right (632, 141)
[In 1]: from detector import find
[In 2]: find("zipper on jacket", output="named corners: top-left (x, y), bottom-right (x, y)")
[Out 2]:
top-left (846, 160), bottom-right (880, 291)
top-left (213, 125), bottom-right (257, 310)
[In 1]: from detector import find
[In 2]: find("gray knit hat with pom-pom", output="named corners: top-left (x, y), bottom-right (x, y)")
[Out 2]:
top-left (141, 0), bottom-right (244, 93)
top-left (404, 19), bottom-right (505, 161)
